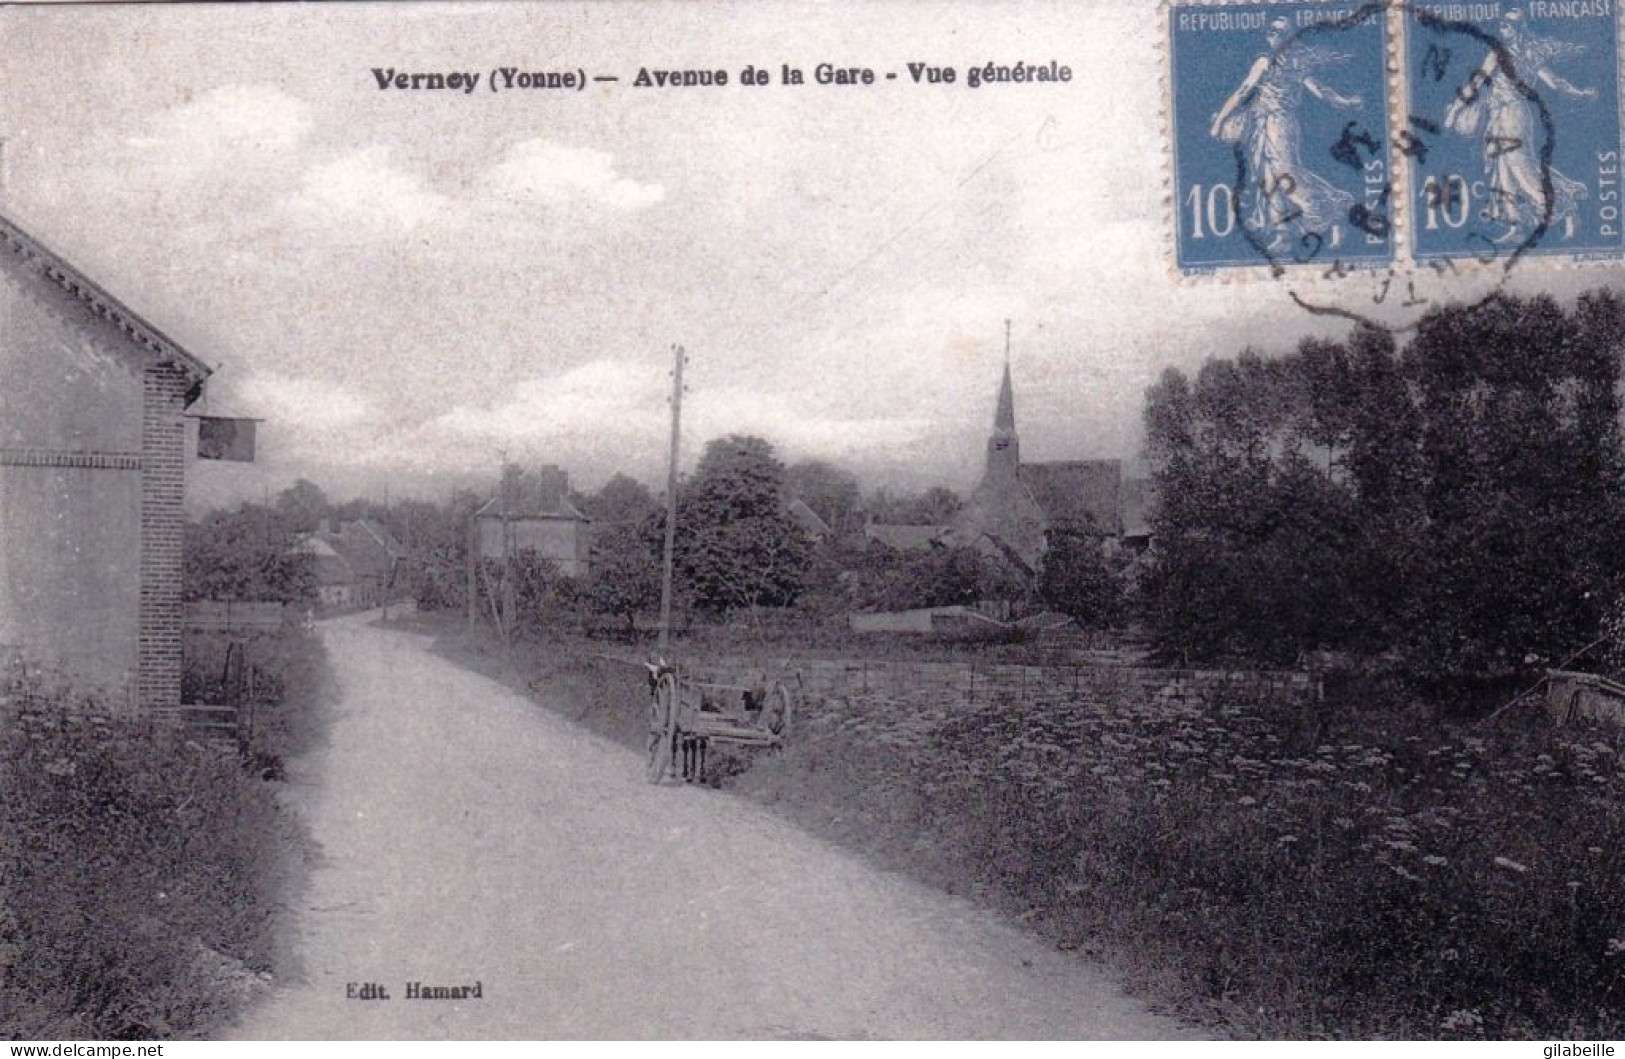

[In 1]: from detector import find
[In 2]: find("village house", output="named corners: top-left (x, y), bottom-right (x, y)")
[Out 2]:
top-left (473, 464), bottom-right (594, 578)
top-left (291, 517), bottom-right (406, 611)
top-left (0, 213), bottom-right (212, 710)
top-left (289, 535), bottom-right (357, 611)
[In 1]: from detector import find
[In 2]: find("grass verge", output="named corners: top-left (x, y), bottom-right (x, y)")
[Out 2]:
top-left (432, 619), bottom-right (1625, 1039)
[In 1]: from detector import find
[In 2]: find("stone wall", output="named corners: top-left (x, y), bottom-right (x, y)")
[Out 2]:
top-left (683, 654), bottom-right (1321, 710)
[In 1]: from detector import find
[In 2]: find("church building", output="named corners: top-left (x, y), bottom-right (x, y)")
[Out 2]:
top-left (941, 359), bottom-right (1127, 572)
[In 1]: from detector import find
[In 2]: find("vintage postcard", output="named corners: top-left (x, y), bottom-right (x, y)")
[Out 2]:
top-left (2, 0), bottom-right (1624, 1044)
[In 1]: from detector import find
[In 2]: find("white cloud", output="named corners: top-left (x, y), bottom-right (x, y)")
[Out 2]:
top-left (125, 85), bottom-right (312, 178)
top-left (482, 139), bottom-right (665, 213)
top-left (410, 358), bottom-right (934, 479)
top-left (279, 145), bottom-right (452, 236)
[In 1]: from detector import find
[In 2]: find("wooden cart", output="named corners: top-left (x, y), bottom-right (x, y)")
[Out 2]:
top-left (644, 660), bottom-right (794, 783)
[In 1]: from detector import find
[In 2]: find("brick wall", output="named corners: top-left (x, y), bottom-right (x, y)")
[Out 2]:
top-left (137, 363), bottom-right (191, 711)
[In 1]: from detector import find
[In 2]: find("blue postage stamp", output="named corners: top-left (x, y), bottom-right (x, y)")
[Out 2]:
top-left (1406, 2), bottom-right (1625, 264)
top-left (1168, 2), bottom-right (1396, 274)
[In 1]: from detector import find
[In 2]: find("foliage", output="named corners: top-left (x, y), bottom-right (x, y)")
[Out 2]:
top-left (734, 682), bottom-right (1625, 1040)
top-left (853, 542), bottom-right (1027, 611)
top-left (273, 478), bottom-right (329, 535)
top-left (673, 435), bottom-right (811, 614)
top-left (0, 692), bottom-right (305, 1038)
top-left (585, 525), bottom-right (662, 632)
top-left (1141, 292), bottom-right (1625, 681)
top-left (1037, 527), bottom-right (1124, 627)
top-left (786, 459), bottom-right (863, 536)
top-left (579, 473), bottom-right (658, 526)
top-left (182, 622), bottom-right (333, 781)
top-left (399, 490), bottom-right (482, 613)
top-left (184, 504), bottom-right (315, 607)
top-left (864, 485), bottom-right (963, 526)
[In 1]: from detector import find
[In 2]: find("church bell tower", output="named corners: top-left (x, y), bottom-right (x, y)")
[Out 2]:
top-left (985, 321), bottom-right (1020, 484)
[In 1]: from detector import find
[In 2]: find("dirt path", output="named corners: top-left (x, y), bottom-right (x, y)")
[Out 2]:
top-left (231, 614), bottom-right (1196, 1040)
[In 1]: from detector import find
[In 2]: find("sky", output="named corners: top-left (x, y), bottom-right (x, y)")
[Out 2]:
top-left (4, 0), bottom-right (1618, 509)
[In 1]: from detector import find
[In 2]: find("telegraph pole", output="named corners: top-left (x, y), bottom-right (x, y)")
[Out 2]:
top-left (657, 344), bottom-right (685, 656)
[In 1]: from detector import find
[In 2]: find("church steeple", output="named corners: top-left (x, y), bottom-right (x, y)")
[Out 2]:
top-left (986, 320), bottom-right (1019, 478)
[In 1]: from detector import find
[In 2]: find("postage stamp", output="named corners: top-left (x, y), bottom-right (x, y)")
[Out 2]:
top-left (1405, 2), bottom-right (1625, 265)
top-left (1168, 2), bottom-right (1396, 274)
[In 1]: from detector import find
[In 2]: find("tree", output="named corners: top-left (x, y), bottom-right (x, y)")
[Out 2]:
top-left (586, 525), bottom-right (662, 633)
top-left (1139, 291), bottom-right (1625, 682)
top-left (864, 485), bottom-right (963, 525)
top-left (580, 473), bottom-right (657, 526)
top-left (1400, 292), bottom-right (1625, 681)
top-left (675, 435), bottom-right (811, 614)
top-left (274, 479), bottom-right (330, 535)
top-left (1037, 528), bottom-right (1123, 627)
top-left (184, 503), bottom-right (315, 606)
top-left (786, 459), bottom-right (862, 536)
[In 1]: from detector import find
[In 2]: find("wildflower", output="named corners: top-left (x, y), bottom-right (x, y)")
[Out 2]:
top-left (1493, 856), bottom-right (1529, 874)
top-left (1238, 796), bottom-right (1258, 806)
top-left (1608, 939), bottom-right (1625, 957)
top-left (1440, 1008), bottom-right (1483, 1032)
top-left (1278, 834), bottom-right (1299, 845)
top-left (1590, 846), bottom-right (1605, 855)
top-left (1423, 855), bottom-right (1448, 867)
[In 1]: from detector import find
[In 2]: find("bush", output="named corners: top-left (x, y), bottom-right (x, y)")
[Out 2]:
top-left (182, 622), bottom-right (332, 780)
top-left (0, 693), bottom-right (301, 1038)
top-left (733, 682), bottom-right (1625, 1039)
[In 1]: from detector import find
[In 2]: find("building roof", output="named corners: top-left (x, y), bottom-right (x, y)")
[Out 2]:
top-left (474, 495), bottom-right (589, 521)
top-left (784, 497), bottom-right (832, 540)
top-left (316, 519), bottom-right (404, 580)
top-left (1019, 460), bottom-right (1123, 536)
top-left (864, 522), bottom-right (942, 551)
top-left (289, 535), bottom-right (355, 586)
top-left (0, 212), bottom-right (212, 390)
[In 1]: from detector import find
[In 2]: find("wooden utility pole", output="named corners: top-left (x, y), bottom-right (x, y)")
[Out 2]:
top-left (657, 344), bottom-right (685, 656)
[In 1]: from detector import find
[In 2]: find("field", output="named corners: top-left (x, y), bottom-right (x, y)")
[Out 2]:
top-left (435, 617), bottom-right (1625, 1040)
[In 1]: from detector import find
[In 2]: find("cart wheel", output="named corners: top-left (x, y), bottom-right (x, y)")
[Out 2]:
top-left (647, 673), bottom-right (678, 783)
top-left (765, 682), bottom-right (793, 739)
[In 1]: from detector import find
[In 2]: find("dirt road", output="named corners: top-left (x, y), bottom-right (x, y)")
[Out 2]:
top-left (231, 614), bottom-right (1195, 1040)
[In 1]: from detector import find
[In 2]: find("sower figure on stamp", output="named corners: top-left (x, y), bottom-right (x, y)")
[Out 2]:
top-left (1445, 10), bottom-right (1596, 243)
top-left (1210, 16), bottom-right (1365, 254)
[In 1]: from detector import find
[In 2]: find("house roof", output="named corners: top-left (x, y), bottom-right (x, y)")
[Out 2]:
top-left (864, 522), bottom-right (942, 551)
top-left (289, 535), bottom-right (355, 586)
top-left (1019, 460), bottom-right (1123, 535)
top-left (784, 497), bottom-right (832, 539)
top-left (0, 212), bottom-right (212, 389)
top-left (317, 519), bottom-right (404, 579)
top-left (474, 495), bottom-right (589, 521)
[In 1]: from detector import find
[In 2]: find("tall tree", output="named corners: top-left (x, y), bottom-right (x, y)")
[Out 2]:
top-left (786, 459), bottom-right (862, 536)
top-left (1140, 292), bottom-right (1625, 682)
top-left (674, 435), bottom-right (811, 614)
top-left (274, 479), bottom-right (330, 535)
top-left (580, 473), bottom-right (657, 526)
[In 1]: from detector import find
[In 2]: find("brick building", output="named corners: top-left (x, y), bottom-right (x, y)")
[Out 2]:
top-left (0, 214), bottom-right (211, 710)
